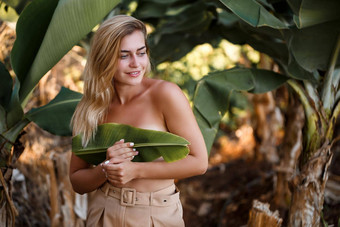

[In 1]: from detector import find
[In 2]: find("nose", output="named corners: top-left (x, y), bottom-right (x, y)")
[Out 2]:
top-left (129, 55), bottom-right (139, 68)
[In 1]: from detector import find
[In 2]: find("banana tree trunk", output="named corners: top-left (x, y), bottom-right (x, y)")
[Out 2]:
top-left (248, 200), bottom-right (283, 227)
top-left (288, 141), bottom-right (333, 226)
top-left (273, 96), bottom-right (304, 212)
top-left (0, 128), bottom-right (26, 227)
top-left (251, 92), bottom-right (282, 163)
top-left (0, 168), bottom-right (18, 227)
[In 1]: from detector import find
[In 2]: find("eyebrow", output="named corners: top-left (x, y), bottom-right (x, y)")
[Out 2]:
top-left (121, 46), bottom-right (146, 53)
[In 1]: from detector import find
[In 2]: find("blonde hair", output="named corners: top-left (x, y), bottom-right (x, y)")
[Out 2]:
top-left (72, 15), bottom-right (150, 146)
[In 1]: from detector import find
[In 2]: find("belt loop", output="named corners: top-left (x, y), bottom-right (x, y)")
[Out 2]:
top-left (149, 192), bottom-right (153, 206)
top-left (104, 184), bottom-right (109, 196)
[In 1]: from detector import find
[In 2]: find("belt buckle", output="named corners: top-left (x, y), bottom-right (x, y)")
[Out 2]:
top-left (120, 188), bottom-right (136, 206)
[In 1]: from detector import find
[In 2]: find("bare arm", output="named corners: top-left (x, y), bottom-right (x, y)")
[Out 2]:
top-left (69, 154), bottom-right (106, 194)
top-left (69, 140), bottom-right (137, 194)
top-left (103, 82), bottom-right (208, 185)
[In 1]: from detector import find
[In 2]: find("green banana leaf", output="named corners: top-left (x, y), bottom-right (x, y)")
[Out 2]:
top-left (287, 20), bottom-right (340, 73)
top-left (6, 76), bottom-right (23, 129)
top-left (133, 1), bottom-right (169, 19)
top-left (0, 1), bottom-right (19, 22)
top-left (219, 0), bottom-right (287, 29)
top-left (290, 0), bottom-right (340, 28)
top-left (1, 0), bottom-right (31, 15)
top-left (193, 67), bottom-right (289, 153)
top-left (72, 123), bottom-right (190, 165)
top-left (159, 1), bottom-right (213, 35)
top-left (11, 0), bottom-right (120, 104)
top-left (0, 61), bottom-right (13, 110)
top-left (26, 87), bottom-right (82, 136)
top-left (0, 105), bottom-right (6, 133)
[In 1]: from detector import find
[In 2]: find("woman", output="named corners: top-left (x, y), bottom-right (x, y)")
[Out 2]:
top-left (69, 15), bottom-right (208, 227)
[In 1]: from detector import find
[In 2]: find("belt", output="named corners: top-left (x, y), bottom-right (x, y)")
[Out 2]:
top-left (100, 183), bottom-right (179, 207)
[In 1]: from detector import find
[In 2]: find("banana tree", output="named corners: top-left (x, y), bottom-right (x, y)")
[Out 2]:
top-left (215, 1), bottom-right (340, 226)
top-left (0, 0), bottom-right (120, 226)
top-left (128, 0), bottom-right (340, 225)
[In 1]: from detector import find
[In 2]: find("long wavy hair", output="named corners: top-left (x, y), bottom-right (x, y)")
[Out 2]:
top-left (72, 15), bottom-right (150, 146)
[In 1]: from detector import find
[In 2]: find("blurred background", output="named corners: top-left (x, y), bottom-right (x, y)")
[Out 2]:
top-left (1, 0), bottom-right (340, 226)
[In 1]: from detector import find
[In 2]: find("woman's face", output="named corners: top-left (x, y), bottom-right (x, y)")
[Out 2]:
top-left (114, 30), bottom-right (149, 86)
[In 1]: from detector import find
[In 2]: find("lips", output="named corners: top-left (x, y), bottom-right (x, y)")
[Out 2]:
top-left (127, 71), bottom-right (141, 77)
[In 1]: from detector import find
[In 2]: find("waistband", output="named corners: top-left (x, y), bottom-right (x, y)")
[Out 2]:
top-left (100, 183), bottom-right (179, 207)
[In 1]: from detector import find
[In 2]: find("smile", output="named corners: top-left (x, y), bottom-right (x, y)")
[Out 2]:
top-left (127, 71), bottom-right (141, 77)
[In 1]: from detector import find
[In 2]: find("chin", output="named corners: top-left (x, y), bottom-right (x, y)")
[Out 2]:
top-left (126, 77), bottom-right (144, 86)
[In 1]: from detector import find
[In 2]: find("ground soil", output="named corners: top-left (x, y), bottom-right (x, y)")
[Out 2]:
top-left (177, 150), bottom-right (340, 227)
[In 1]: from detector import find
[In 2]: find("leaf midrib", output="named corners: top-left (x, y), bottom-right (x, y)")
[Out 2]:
top-left (27, 98), bottom-right (81, 116)
top-left (77, 142), bottom-right (189, 153)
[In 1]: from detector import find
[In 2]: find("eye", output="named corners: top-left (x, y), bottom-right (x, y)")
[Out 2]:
top-left (120, 54), bottom-right (128, 59)
top-left (138, 52), bottom-right (146, 57)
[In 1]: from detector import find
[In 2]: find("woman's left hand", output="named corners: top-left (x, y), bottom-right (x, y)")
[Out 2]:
top-left (102, 161), bottom-right (137, 187)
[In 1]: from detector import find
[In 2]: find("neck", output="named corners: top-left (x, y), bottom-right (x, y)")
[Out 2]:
top-left (113, 80), bottom-right (144, 105)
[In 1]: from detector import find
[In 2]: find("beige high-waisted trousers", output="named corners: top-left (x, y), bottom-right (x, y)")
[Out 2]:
top-left (86, 183), bottom-right (185, 227)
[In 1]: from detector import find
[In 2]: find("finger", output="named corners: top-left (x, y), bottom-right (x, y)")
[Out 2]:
top-left (106, 151), bottom-right (136, 163)
top-left (107, 142), bottom-right (134, 153)
top-left (114, 139), bottom-right (125, 145)
top-left (106, 173), bottom-right (124, 185)
top-left (116, 149), bottom-right (138, 160)
top-left (102, 162), bottom-right (123, 172)
top-left (129, 150), bottom-right (139, 160)
top-left (107, 147), bottom-right (136, 161)
top-left (116, 147), bottom-right (136, 156)
top-left (110, 157), bottom-right (126, 164)
top-left (107, 175), bottom-right (125, 185)
top-left (100, 164), bottom-right (108, 179)
top-left (113, 141), bottom-right (134, 149)
top-left (107, 173), bottom-right (121, 180)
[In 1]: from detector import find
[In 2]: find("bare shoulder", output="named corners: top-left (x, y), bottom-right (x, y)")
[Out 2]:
top-left (147, 78), bottom-right (184, 100)
top-left (145, 78), bottom-right (190, 118)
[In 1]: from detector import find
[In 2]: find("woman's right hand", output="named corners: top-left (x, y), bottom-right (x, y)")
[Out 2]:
top-left (106, 139), bottom-right (138, 163)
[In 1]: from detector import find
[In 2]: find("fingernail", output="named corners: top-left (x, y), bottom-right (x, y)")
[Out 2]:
top-left (104, 160), bottom-right (110, 164)
top-left (120, 139), bottom-right (124, 142)
top-left (133, 148), bottom-right (136, 151)
top-left (129, 142), bottom-right (134, 147)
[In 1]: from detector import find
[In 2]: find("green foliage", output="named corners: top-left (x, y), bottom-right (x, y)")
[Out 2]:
top-left (72, 123), bottom-right (190, 165)
top-left (11, 0), bottom-right (59, 99)
top-left (5, 76), bottom-right (23, 129)
top-left (26, 87), bottom-right (82, 136)
top-left (11, 0), bottom-right (121, 104)
top-left (1, 0), bottom-right (31, 15)
top-left (134, 0), bottom-right (221, 65)
top-left (0, 61), bottom-right (12, 111)
top-left (193, 67), bottom-right (288, 152)
top-left (130, 0), bottom-right (340, 156)
top-left (220, 0), bottom-right (288, 28)
top-left (0, 0), bottom-right (122, 167)
top-left (0, 1), bottom-right (19, 22)
top-left (290, 0), bottom-right (340, 28)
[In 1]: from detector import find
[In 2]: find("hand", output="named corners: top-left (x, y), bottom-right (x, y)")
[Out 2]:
top-left (102, 161), bottom-right (137, 187)
top-left (106, 139), bottom-right (138, 163)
